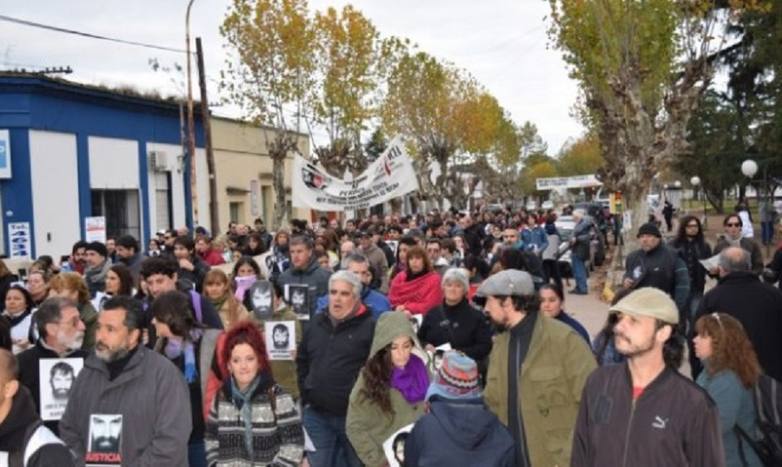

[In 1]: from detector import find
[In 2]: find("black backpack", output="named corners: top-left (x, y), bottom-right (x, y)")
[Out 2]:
top-left (735, 374), bottom-right (782, 466)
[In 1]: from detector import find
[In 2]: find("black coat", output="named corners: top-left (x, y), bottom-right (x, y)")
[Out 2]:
top-left (697, 271), bottom-right (782, 381)
top-left (16, 341), bottom-right (88, 435)
top-left (669, 237), bottom-right (712, 295)
top-left (418, 299), bottom-right (493, 363)
top-left (296, 307), bottom-right (375, 416)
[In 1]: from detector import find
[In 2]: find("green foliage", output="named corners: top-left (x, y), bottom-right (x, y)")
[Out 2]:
top-left (557, 134), bottom-right (604, 176)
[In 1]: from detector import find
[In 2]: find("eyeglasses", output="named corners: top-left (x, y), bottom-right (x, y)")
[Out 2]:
top-left (725, 223), bottom-right (741, 227)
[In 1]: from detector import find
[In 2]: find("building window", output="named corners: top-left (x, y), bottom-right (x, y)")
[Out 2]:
top-left (154, 172), bottom-right (173, 232)
top-left (91, 190), bottom-right (141, 240)
top-left (229, 202), bottom-right (243, 224)
top-left (261, 185), bottom-right (271, 224)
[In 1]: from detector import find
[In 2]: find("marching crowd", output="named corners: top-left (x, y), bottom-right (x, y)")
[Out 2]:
top-left (0, 204), bottom-right (781, 467)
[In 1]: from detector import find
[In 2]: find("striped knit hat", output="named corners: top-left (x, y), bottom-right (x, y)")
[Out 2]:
top-left (425, 351), bottom-right (481, 401)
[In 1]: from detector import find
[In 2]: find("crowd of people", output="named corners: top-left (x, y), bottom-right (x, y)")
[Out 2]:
top-left (0, 203), bottom-right (780, 467)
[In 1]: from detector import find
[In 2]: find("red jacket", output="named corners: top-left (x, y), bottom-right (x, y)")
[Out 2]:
top-left (388, 270), bottom-right (443, 315)
top-left (199, 248), bottom-right (225, 266)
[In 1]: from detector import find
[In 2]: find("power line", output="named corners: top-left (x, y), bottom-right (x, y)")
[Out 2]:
top-left (0, 14), bottom-right (189, 54)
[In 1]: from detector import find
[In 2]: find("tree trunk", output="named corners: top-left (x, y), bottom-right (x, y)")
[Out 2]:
top-left (267, 132), bottom-right (298, 230)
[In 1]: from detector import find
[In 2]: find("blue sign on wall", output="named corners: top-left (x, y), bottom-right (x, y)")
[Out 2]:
top-left (0, 129), bottom-right (11, 178)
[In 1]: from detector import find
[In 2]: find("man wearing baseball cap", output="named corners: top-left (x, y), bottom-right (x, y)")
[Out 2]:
top-left (476, 269), bottom-right (596, 467)
top-left (622, 222), bottom-right (690, 324)
top-left (571, 288), bottom-right (724, 467)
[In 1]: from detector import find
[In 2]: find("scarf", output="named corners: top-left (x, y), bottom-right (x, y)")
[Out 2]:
top-left (234, 276), bottom-right (257, 302)
top-left (164, 329), bottom-right (203, 384)
top-left (3, 308), bottom-right (31, 327)
top-left (210, 294), bottom-right (228, 314)
top-left (231, 374), bottom-right (263, 456)
top-left (390, 354), bottom-right (429, 404)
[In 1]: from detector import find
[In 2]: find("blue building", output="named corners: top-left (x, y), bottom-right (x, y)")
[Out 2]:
top-left (0, 73), bottom-right (206, 260)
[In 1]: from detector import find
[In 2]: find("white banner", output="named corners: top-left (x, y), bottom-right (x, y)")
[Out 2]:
top-left (292, 137), bottom-right (419, 211)
top-left (535, 174), bottom-right (602, 191)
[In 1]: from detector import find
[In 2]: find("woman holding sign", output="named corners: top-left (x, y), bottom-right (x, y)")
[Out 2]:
top-left (205, 320), bottom-right (304, 466)
top-left (346, 311), bottom-right (430, 467)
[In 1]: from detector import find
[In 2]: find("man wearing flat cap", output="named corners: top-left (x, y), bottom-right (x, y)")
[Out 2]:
top-left (571, 288), bottom-right (724, 467)
top-left (623, 222), bottom-right (690, 325)
top-left (477, 269), bottom-right (595, 467)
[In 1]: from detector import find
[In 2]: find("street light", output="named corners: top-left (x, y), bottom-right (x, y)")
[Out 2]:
top-left (741, 159), bottom-right (758, 178)
top-left (690, 176), bottom-right (707, 227)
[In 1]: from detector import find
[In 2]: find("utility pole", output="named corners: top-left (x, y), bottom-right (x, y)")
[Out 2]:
top-left (185, 0), bottom-right (198, 229)
top-left (196, 37), bottom-right (219, 236)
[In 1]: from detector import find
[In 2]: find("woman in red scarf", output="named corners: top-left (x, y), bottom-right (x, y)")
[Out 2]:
top-left (388, 245), bottom-right (443, 315)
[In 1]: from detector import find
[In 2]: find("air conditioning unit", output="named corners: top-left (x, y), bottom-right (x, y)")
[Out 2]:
top-left (148, 151), bottom-right (169, 172)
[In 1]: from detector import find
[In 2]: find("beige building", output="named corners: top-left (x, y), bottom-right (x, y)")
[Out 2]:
top-left (209, 117), bottom-right (311, 230)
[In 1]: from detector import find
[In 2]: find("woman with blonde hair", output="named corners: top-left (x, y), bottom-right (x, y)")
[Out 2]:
top-left (48, 272), bottom-right (98, 350)
top-left (202, 269), bottom-right (249, 329)
top-left (693, 313), bottom-right (763, 466)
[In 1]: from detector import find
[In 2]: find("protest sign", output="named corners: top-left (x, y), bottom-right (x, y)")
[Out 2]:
top-left (383, 423), bottom-right (415, 467)
top-left (265, 320), bottom-right (296, 360)
top-left (285, 284), bottom-right (311, 320)
top-left (39, 357), bottom-right (83, 421)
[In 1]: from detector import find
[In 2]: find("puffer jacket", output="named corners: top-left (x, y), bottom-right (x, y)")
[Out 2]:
top-left (346, 312), bottom-right (429, 467)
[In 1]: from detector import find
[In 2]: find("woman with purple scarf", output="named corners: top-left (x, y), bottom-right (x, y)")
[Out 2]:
top-left (150, 290), bottom-right (223, 467)
top-left (346, 311), bottom-right (431, 467)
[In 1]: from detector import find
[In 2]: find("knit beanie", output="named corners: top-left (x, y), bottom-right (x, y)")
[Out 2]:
top-left (637, 222), bottom-right (662, 238)
top-left (425, 351), bottom-right (481, 401)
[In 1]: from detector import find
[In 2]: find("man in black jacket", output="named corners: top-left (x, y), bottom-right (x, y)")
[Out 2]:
top-left (695, 246), bottom-right (782, 381)
top-left (623, 223), bottom-right (690, 321)
top-left (297, 270), bottom-right (374, 467)
top-left (0, 349), bottom-right (74, 467)
top-left (572, 288), bottom-right (724, 467)
top-left (277, 235), bottom-right (331, 320)
top-left (17, 297), bottom-right (87, 435)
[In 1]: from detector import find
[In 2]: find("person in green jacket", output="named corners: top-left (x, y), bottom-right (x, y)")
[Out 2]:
top-left (476, 269), bottom-right (596, 467)
top-left (346, 311), bottom-right (430, 467)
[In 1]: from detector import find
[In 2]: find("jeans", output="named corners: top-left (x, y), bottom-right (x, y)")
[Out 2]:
top-left (761, 221), bottom-right (774, 245)
top-left (188, 438), bottom-right (207, 467)
top-left (303, 406), bottom-right (362, 467)
top-left (571, 255), bottom-right (588, 293)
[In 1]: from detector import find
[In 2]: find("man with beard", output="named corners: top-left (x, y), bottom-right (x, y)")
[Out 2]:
top-left (59, 296), bottom-right (191, 466)
top-left (571, 288), bottom-right (723, 467)
top-left (478, 270), bottom-right (595, 467)
top-left (18, 297), bottom-right (87, 434)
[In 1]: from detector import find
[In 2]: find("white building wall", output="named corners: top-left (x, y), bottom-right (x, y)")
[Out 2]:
top-left (29, 130), bottom-right (80, 258)
top-left (88, 136), bottom-right (139, 189)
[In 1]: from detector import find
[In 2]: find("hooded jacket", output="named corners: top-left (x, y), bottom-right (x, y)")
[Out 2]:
top-left (296, 303), bottom-right (374, 416)
top-left (572, 364), bottom-right (725, 467)
top-left (0, 387), bottom-right (73, 467)
top-left (276, 257), bottom-right (331, 320)
top-left (59, 344), bottom-right (192, 467)
top-left (404, 397), bottom-right (516, 467)
top-left (346, 312), bottom-right (428, 467)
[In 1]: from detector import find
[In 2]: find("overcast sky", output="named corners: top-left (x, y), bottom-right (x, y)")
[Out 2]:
top-left (0, 0), bottom-right (584, 152)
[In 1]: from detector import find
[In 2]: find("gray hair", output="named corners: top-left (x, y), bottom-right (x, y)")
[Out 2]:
top-left (718, 247), bottom-right (751, 273)
top-left (441, 268), bottom-right (469, 293)
top-left (329, 270), bottom-right (362, 298)
top-left (35, 297), bottom-right (78, 340)
top-left (573, 209), bottom-right (586, 219)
